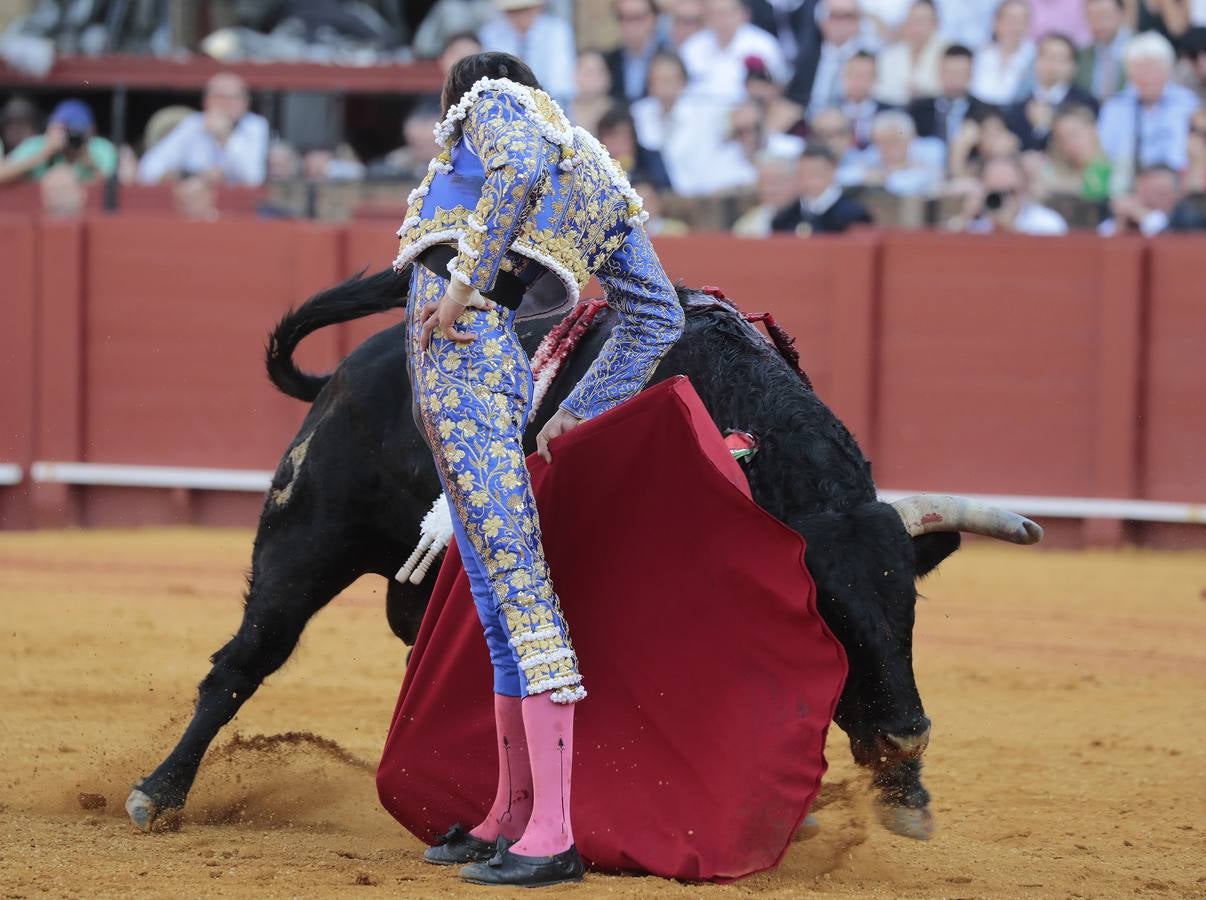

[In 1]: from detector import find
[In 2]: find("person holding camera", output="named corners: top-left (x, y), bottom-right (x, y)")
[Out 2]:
top-left (957, 154), bottom-right (1069, 235)
top-left (0, 99), bottom-right (116, 186)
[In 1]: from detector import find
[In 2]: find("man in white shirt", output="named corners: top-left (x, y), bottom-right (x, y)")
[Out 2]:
top-left (137, 73), bottom-right (269, 186)
top-left (966, 155), bottom-right (1068, 235)
top-left (478, 0), bottom-right (576, 104)
top-left (679, 0), bottom-right (788, 105)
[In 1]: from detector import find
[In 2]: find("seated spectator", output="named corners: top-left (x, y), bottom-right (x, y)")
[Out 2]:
top-left (971, 0), bottom-right (1036, 106)
top-left (173, 175), bottom-right (219, 221)
top-left (835, 50), bottom-right (893, 147)
top-left (960, 154), bottom-right (1069, 234)
top-left (807, 107), bottom-right (865, 184)
top-left (606, 0), bottom-right (666, 102)
top-left (1028, 0), bottom-right (1090, 46)
top-left (908, 44), bottom-right (998, 150)
top-left (846, 109), bottom-right (946, 195)
top-left (143, 105), bottom-right (195, 153)
top-left (1098, 32), bottom-right (1200, 183)
top-left (667, 0), bottom-right (706, 51)
top-left (794, 0), bottom-right (875, 111)
top-left (478, 0), bottom-right (576, 104)
top-left (1099, 163), bottom-right (1181, 234)
top-left (1005, 33), bottom-right (1099, 151)
top-left (1, 95), bottom-right (40, 157)
top-left (732, 151), bottom-right (802, 236)
top-left (633, 180), bottom-right (690, 235)
top-left (631, 51), bottom-right (754, 194)
top-left (414, 0), bottom-right (493, 60)
top-left (39, 164), bottom-right (85, 218)
top-left (598, 104), bottom-right (673, 190)
top-left (571, 50), bottom-right (615, 134)
top-left (948, 111), bottom-right (1022, 179)
top-left (267, 141), bottom-right (303, 181)
top-left (137, 73), bottom-right (269, 186)
top-left (875, 0), bottom-right (947, 106)
top-left (376, 102), bottom-right (443, 179)
top-left (0, 99), bottom-right (116, 186)
top-left (1077, 0), bottom-right (1131, 101)
top-left (680, 0), bottom-right (787, 105)
top-left (1184, 107), bottom-right (1206, 190)
top-left (1034, 105), bottom-right (1113, 200)
top-left (933, 0), bottom-right (998, 49)
top-left (439, 32), bottom-right (484, 74)
top-left (1177, 26), bottom-right (1206, 105)
top-left (770, 144), bottom-right (874, 234)
top-left (303, 144), bottom-right (366, 182)
top-left (745, 57), bottom-right (808, 140)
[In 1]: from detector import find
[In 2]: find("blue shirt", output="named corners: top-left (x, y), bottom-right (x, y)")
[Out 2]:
top-left (1098, 83), bottom-right (1200, 176)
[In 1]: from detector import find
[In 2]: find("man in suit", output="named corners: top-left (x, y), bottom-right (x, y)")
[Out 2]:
top-left (1006, 33), bottom-right (1100, 151)
top-left (908, 45), bottom-right (997, 148)
top-left (835, 50), bottom-right (895, 147)
top-left (604, 0), bottom-right (666, 102)
top-left (770, 144), bottom-right (873, 234)
top-left (1077, 0), bottom-right (1131, 101)
top-left (791, 0), bottom-right (874, 110)
top-left (748, 0), bottom-right (821, 75)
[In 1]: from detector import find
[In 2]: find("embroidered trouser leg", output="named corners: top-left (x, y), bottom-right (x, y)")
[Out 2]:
top-left (407, 265), bottom-right (585, 704)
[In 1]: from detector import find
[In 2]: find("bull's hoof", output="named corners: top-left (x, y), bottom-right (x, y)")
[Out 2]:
top-left (875, 802), bottom-right (935, 841)
top-left (793, 813), bottom-right (821, 842)
top-left (125, 788), bottom-right (182, 833)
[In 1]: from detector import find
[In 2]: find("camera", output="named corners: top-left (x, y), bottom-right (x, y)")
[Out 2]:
top-left (984, 189), bottom-right (1014, 212)
top-left (66, 129), bottom-right (86, 150)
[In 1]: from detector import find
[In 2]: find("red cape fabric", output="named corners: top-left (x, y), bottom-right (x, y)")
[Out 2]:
top-left (376, 376), bottom-right (847, 881)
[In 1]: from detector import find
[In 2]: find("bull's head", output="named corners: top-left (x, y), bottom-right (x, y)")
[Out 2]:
top-left (817, 495), bottom-right (1042, 840)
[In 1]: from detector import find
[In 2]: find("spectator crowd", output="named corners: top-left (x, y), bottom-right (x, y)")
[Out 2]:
top-left (5, 0), bottom-right (1206, 236)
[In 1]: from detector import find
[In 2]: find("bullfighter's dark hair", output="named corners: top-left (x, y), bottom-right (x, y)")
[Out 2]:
top-left (440, 51), bottom-right (541, 117)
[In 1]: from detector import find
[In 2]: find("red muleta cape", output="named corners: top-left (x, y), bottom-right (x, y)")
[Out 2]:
top-left (376, 376), bottom-right (847, 881)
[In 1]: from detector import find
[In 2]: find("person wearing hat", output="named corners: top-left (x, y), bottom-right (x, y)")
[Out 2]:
top-left (478, 0), bottom-right (576, 104)
top-left (0, 99), bottom-right (116, 186)
top-left (392, 50), bottom-right (683, 887)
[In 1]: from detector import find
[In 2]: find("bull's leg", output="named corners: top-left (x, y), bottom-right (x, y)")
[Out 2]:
top-left (385, 577), bottom-right (430, 645)
top-left (126, 557), bottom-right (356, 831)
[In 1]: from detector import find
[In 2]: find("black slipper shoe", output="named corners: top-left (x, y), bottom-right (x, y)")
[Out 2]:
top-left (423, 824), bottom-right (507, 866)
top-left (460, 845), bottom-right (585, 887)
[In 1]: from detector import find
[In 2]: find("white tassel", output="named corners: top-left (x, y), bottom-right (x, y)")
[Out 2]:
top-left (395, 494), bottom-right (455, 583)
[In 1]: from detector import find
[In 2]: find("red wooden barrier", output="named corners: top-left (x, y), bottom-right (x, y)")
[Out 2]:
top-left (2, 216), bottom-right (1204, 544)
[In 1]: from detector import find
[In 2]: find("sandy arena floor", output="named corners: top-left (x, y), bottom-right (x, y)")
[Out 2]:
top-left (0, 529), bottom-right (1203, 898)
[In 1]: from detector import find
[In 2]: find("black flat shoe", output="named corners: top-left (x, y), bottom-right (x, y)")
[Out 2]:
top-left (460, 845), bottom-right (585, 887)
top-left (423, 824), bottom-right (508, 866)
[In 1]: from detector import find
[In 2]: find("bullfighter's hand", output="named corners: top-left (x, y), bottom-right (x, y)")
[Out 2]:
top-left (419, 280), bottom-right (493, 351)
top-left (536, 407), bottom-right (585, 464)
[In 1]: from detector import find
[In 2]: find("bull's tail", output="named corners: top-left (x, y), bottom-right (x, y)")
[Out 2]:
top-left (266, 266), bottom-right (410, 402)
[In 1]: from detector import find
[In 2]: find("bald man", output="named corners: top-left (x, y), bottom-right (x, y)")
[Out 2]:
top-left (138, 73), bottom-right (270, 186)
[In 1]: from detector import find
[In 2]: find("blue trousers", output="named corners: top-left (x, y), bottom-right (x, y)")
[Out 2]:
top-left (406, 264), bottom-right (585, 704)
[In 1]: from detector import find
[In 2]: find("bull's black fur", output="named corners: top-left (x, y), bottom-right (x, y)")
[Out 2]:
top-left (131, 269), bottom-right (960, 835)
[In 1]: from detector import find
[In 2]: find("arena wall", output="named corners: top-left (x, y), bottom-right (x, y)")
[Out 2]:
top-left (1, 214), bottom-right (1203, 547)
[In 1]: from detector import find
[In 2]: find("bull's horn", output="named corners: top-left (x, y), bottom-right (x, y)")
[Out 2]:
top-left (891, 494), bottom-right (1043, 545)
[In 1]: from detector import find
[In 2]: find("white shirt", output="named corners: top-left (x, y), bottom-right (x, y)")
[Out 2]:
top-left (137, 111), bottom-right (269, 186)
top-left (933, 0), bottom-right (998, 48)
top-left (969, 201), bottom-right (1068, 235)
top-left (1098, 210), bottom-right (1169, 237)
top-left (680, 24), bottom-right (788, 105)
top-left (1193, 0), bottom-right (1206, 25)
top-left (972, 41), bottom-right (1037, 106)
top-left (802, 183), bottom-right (842, 215)
top-left (874, 36), bottom-right (946, 105)
top-left (631, 94), bottom-right (756, 196)
top-left (478, 13), bottom-right (576, 103)
top-left (859, 0), bottom-right (913, 32)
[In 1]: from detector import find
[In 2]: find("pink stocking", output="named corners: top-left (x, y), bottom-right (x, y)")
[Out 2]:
top-left (509, 693), bottom-right (575, 857)
top-left (470, 694), bottom-right (533, 842)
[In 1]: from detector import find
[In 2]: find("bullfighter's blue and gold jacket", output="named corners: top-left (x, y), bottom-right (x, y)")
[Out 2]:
top-left (392, 77), bottom-right (684, 420)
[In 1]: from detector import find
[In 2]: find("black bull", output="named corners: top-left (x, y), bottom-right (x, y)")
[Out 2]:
top-left (126, 268), bottom-right (1041, 840)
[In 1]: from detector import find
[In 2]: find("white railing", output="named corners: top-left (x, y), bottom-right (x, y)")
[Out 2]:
top-left (17, 460), bottom-right (1206, 525)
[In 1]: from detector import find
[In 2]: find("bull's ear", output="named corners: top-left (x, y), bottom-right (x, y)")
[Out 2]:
top-left (911, 533), bottom-right (961, 580)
